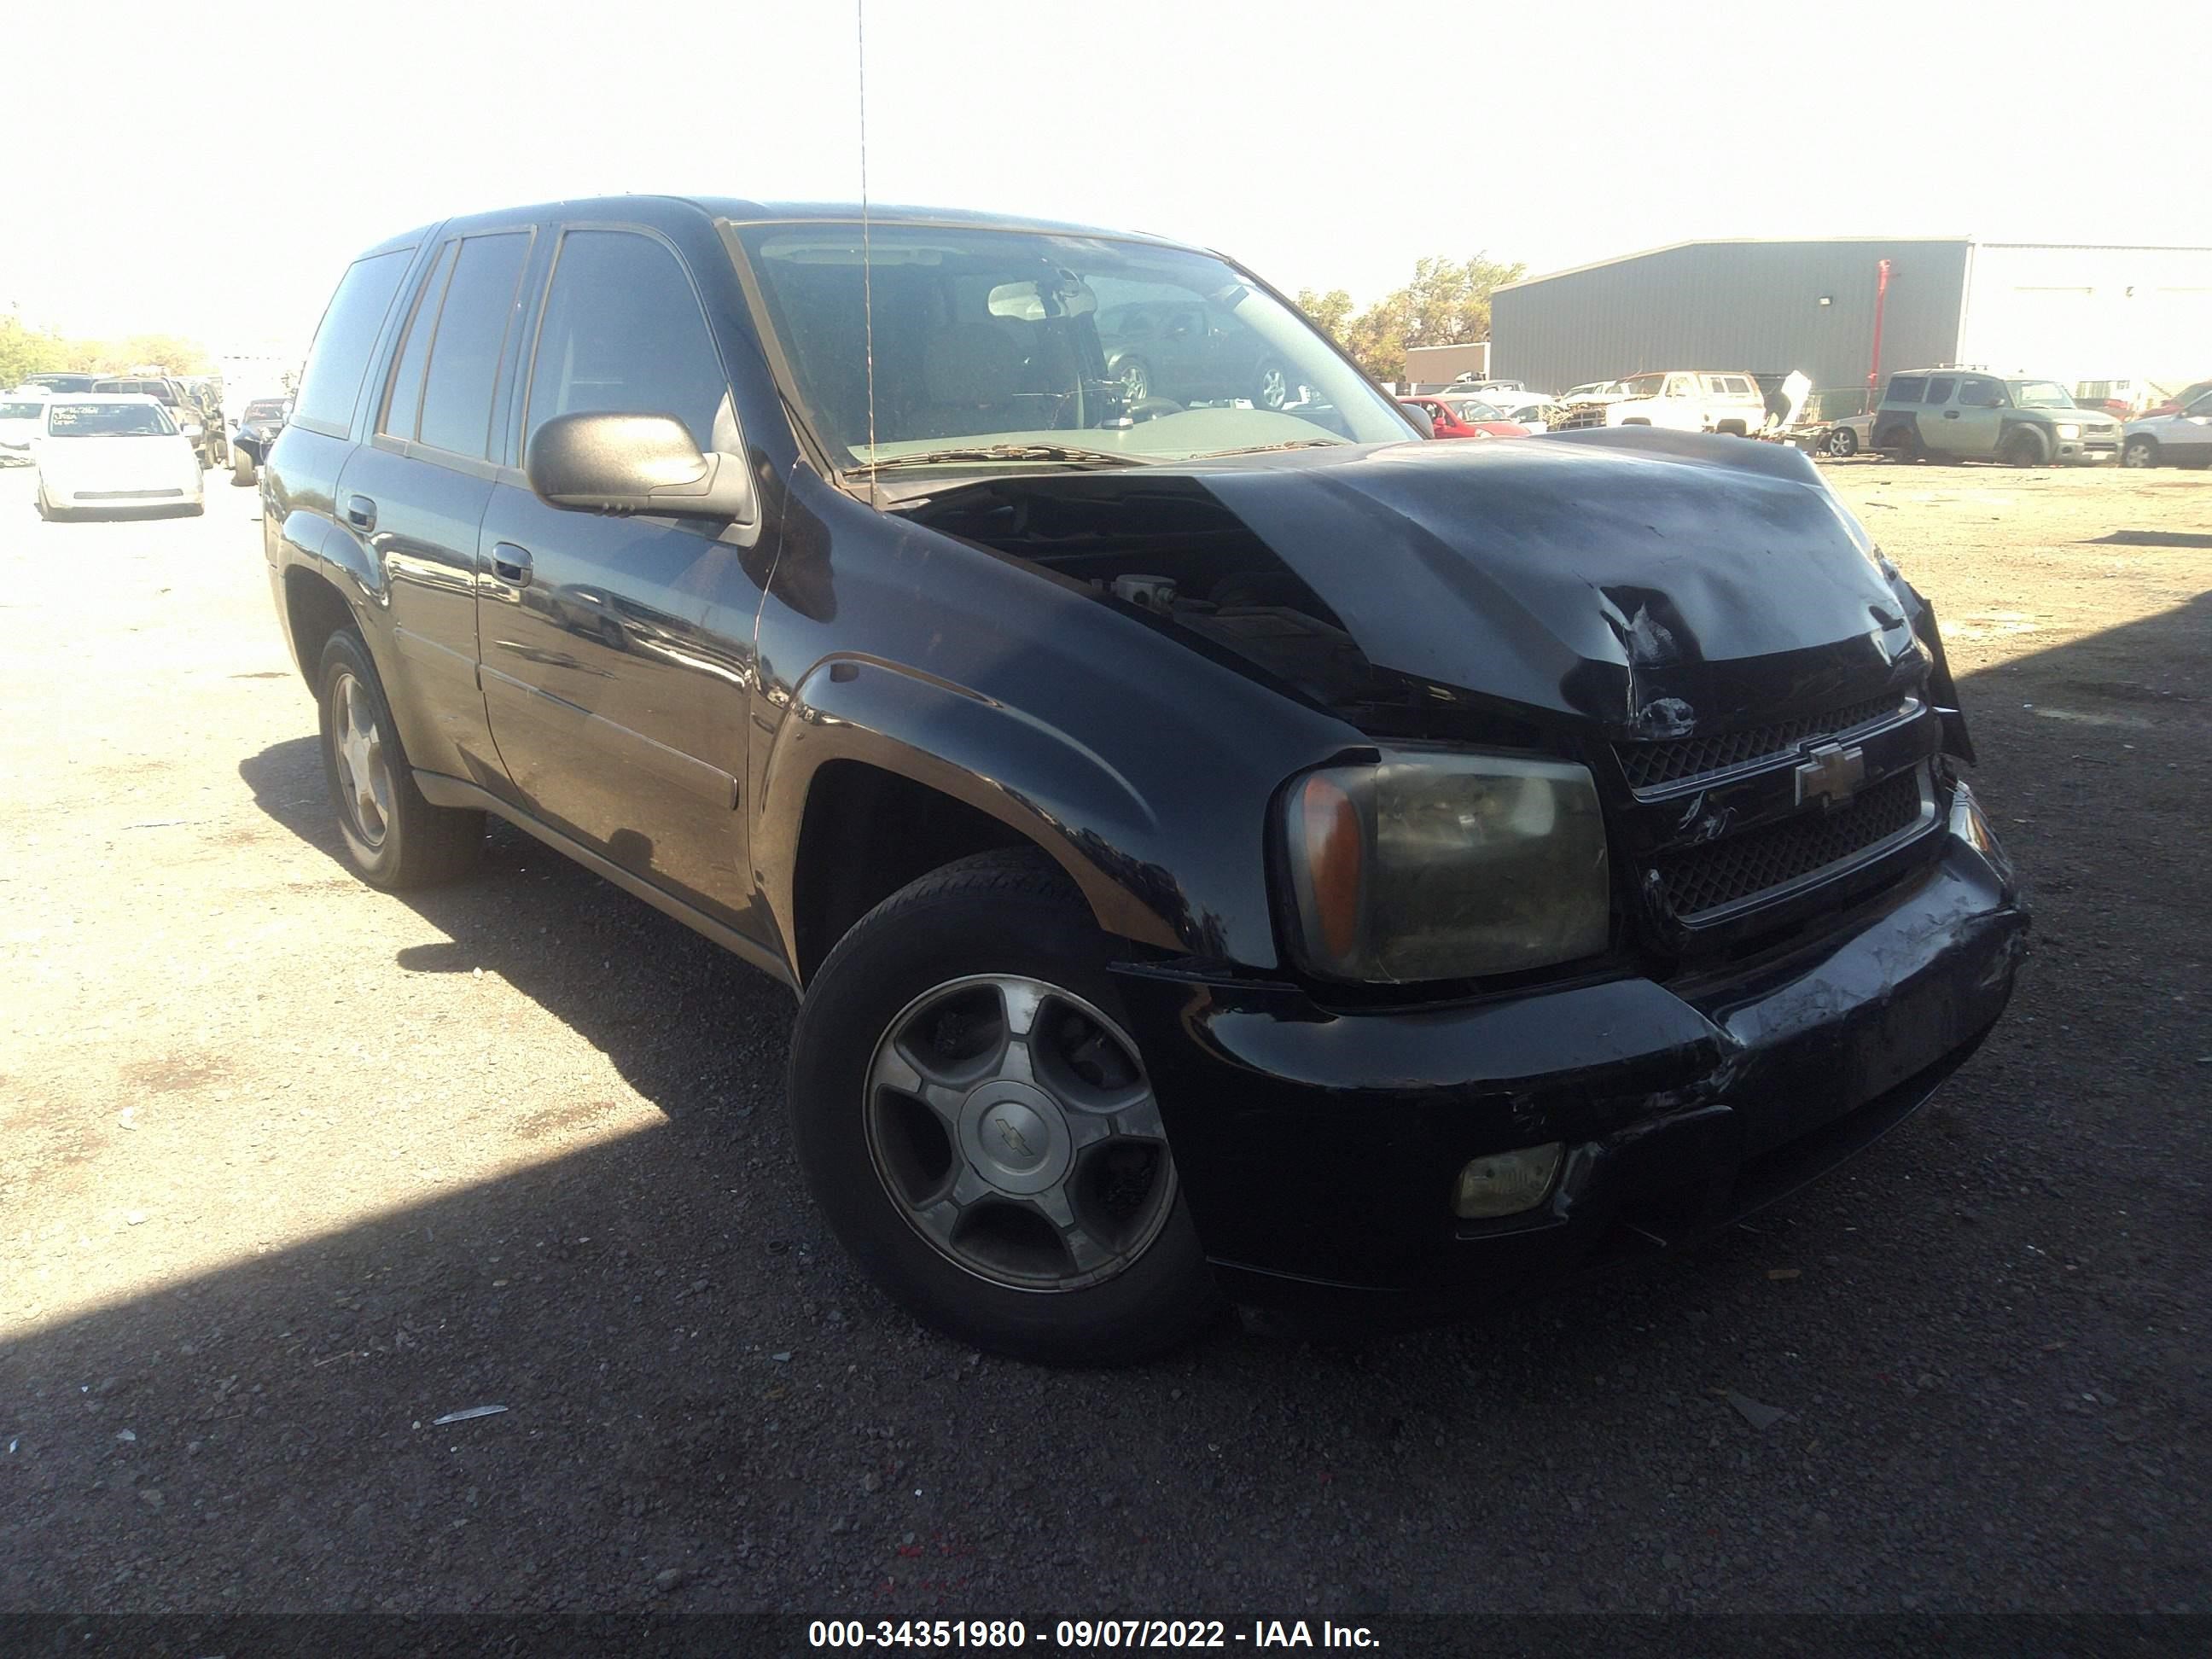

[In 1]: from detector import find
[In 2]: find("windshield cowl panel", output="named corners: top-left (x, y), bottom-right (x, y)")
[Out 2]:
top-left (733, 221), bottom-right (1416, 475)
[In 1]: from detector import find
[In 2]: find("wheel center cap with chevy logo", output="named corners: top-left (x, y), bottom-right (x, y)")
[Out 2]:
top-left (958, 1080), bottom-right (1070, 1195)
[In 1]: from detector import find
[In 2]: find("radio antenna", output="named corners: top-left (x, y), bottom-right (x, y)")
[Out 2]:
top-left (856, 0), bottom-right (880, 507)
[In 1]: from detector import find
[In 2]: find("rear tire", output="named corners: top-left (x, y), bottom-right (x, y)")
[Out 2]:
top-left (2003, 426), bottom-right (2051, 468)
top-left (232, 452), bottom-right (257, 487)
top-left (1823, 425), bottom-right (1859, 458)
top-left (789, 847), bottom-right (1224, 1365)
top-left (317, 629), bottom-right (484, 889)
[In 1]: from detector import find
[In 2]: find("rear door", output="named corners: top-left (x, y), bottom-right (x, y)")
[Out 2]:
top-left (331, 226), bottom-right (535, 789)
top-left (1919, 375), bottom-right (1961, 454)
top-left (475, 223), bottom-right (769, 929)
top-left (1950, 375), bottom-right (2007, 458)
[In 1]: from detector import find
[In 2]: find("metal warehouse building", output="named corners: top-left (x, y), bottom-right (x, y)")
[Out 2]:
top-left (1490, 237), bottom-right (2212, 403)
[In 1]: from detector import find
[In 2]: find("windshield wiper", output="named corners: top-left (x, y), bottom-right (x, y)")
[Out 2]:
top-left (848, 444), bottom-right (1152, 476)
top-left (1195, 439), bottom-right (1344, 459)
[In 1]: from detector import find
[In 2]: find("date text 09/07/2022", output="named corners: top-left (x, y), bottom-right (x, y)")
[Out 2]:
top-left (806, 1620), bottom-right (1381, 1650)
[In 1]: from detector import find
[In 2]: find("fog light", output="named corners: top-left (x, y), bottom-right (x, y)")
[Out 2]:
top-left (1452, 1143), bottom-right (1563, 1219)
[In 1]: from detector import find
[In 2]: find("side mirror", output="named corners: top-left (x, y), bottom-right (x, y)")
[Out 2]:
top-left (1401, 404), bottom-right (1439, 437)
top-left (526, 412), bottom-right (756, 523)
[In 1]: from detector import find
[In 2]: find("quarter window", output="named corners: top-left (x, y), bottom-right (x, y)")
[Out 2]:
top-left (294, 248), bottom-right (414, 434)
top-left (379, 241), bottom-right (457, 442)
top-left (525, 230), bottom-right (729, 456)
top-left (417, 232), bottom-right (532, 457)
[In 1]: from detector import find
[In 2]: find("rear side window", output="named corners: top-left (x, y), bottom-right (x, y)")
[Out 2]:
top-left (294, 248), bottom-right (414, 435)
top-left (525, 230), bottom-right (729, 455)
top-left (1925, 375), bottom-right (1958, 405)
top-left (379, 241), bottom-right (457, 443)
top-left (1886, 375), bottom-right (1927, 404)
top-left (417, 232), bottom-right (533, 457)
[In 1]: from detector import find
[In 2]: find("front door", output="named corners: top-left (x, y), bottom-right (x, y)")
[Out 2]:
top-left (476, 225), bottom-right (771, 934)
top-left (1950, 375), bottom-right (2007, 459)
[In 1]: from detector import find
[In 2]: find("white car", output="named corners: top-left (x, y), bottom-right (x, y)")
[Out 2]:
top-left (0, 389), bottom-right (49, 463)
top-left (1484, 394), bottom-right (1556, 433)
top-left (1554, 370), bottom-right (1769, 435)
top-left (2120, 388), bottom-right (2212, 469)
top-left (32, 393), bottom-right (207, 520)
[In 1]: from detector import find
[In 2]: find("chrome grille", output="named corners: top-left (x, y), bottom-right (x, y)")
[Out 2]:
top-left (1552, 404), bottom-right (1610, 431)
top-left (1650, 768), bottom-right (1929, 923)
top-left (1616, 693), bottom-right (1908, 792)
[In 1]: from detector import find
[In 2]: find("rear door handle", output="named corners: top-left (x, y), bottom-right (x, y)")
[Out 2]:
top-left (346, 494), bottom-right (376, 530)
top-left (492, 542), bottom-right (533, 586)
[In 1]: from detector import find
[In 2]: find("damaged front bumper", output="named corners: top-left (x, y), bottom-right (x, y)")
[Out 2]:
top-left (1109, 797), bottom-right (2028, 1326)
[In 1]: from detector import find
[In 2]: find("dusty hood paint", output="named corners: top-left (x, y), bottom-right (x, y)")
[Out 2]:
top-left (1186, 429), bottom-right (1924, 738)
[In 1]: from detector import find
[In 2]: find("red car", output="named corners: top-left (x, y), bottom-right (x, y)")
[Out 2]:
top-left (1401, 396), bottom-right (1530, 440)
top-left (2139, 377), bottom-right (2212, 421)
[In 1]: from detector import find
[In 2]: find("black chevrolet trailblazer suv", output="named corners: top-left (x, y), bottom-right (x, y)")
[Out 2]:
top-left (260, 195), bottom-right (2029, 1363)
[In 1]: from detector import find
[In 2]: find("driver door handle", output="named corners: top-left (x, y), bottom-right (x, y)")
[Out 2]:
top-left (1941, 410), bottom-right (1960, 419)
top-left (346, 494), bottom-right (376, 530)
top-left (492, 542), bottom-right (533, 586)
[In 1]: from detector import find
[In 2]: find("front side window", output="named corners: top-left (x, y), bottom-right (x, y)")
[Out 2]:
top-left (294, 248), bottom-right (414, 434)
top-left (734, 221), bottom-right (1413, 466)
top-left (47, 402), bottom-right (176, 437)
top-left (526, 230), bottom-right (730, 456)
top-left (2007, 380), bottom-right (2075, 410)
top-left (1958, 376), bottom-right (2006, 409)
top-left (417, 232), bottom-right (533, 457)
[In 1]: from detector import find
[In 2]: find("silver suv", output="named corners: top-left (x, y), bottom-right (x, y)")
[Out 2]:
top-left (1871, 370), bottom-right (2119, 466)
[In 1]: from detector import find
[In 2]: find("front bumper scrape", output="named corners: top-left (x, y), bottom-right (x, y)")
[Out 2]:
top-left (1109, 826), bottom-right (2028, 1318)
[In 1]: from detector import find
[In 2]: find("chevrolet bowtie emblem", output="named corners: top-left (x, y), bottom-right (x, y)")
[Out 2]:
top-left (1795, 742), bottom-right (1866, 807)
top-left (994, 1116), bottom-right (1034, 1159)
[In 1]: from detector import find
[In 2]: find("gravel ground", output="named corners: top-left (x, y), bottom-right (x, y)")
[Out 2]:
top-left (1, 454), bottom-right (2206, 1616)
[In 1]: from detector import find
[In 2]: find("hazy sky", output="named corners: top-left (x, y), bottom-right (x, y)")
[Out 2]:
top-left (6, 0), bottom-right (2206, 352)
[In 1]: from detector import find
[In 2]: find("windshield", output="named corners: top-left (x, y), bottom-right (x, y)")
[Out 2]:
top-left (47, 402), bottom-right (176, 437)
top-left (2008, 381), bottom-right (2075, 410)
top-left (243, 399), bottom-right (289, 421)
top-left (1441, 398), bottom-right (1503, 421)
top-left (1622, 374), bottom-right (1667, 399)
top-left (733, 222), bottom-right (1414, 468)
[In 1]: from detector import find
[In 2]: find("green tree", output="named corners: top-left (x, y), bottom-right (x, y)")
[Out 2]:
top-left (0, 317), bottom-right (68, 387)
top-left (1300, 253), bottom-right (1528, 384)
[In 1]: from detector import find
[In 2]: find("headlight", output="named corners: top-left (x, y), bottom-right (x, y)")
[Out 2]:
top-left (2056, 423), bottom-right (2081, 439)
top-left (1280, 751), bottom-right (1610, 982)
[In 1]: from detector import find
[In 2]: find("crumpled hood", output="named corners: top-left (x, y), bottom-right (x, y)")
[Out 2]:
top-left (1190, 429), bottom-right (1926, 738)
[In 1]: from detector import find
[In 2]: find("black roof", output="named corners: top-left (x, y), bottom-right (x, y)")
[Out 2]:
top-left (362, 195), bottom-right (1189, 258)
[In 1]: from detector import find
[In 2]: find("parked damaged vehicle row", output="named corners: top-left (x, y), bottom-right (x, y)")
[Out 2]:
top-left (262, 196), bottom-right (2028, 1362)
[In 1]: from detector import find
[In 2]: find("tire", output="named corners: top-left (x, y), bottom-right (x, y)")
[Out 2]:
top-left (2002, 426), bottom-right (2051, 469)
top-left (789, 847), bottom-right (1224, 1365)
top-left (2122, 436), bottom-right (2159, 469)
top-left (232, 451), bottom-right (257, 487)
top-left (1823, 425), bottom-right (1859, 458)
top-left (317, 629), bottom-right (484, 889)
top-left (1115, 357), bottom-right (1150, 403)
top-left (1885, 426), bottom-right (1924, 463)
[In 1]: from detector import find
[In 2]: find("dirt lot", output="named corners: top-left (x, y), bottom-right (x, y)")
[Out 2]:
top-left (1, 452), bottom-right (2206, 1617)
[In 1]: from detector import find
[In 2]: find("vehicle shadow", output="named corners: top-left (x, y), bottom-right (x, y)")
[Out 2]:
top-left (3, 597), bottom-right (2203, 1614)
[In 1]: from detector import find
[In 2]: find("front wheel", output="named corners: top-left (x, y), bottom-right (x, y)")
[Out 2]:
top-left (2122, 436), bottom-right (2159, 469)
top-left (789, 848), bottom-right (1223, 1365)
top-left (2002, 426), bottom-right (2051, 468)
top-left (1823, 425), bottom-right (1859, 458)
top-left (317, 630), bottom-right (484, 889)
top-left (1114, 357), bottom-right (1150, 404)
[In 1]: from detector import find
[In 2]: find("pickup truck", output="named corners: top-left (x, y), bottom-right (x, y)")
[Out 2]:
top-left (1555, 370), bottom-right (1770, 435)
top-left (262, 195), bottom-right (2028, 1363)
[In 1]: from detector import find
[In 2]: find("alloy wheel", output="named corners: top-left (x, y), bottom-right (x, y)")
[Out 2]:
top-left (864, 974), bottom-right (1176, 1292)
top-left (329, 670), bottom-right (394, 849)
top-left (1255, 364), bottom-right (1289, 410)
